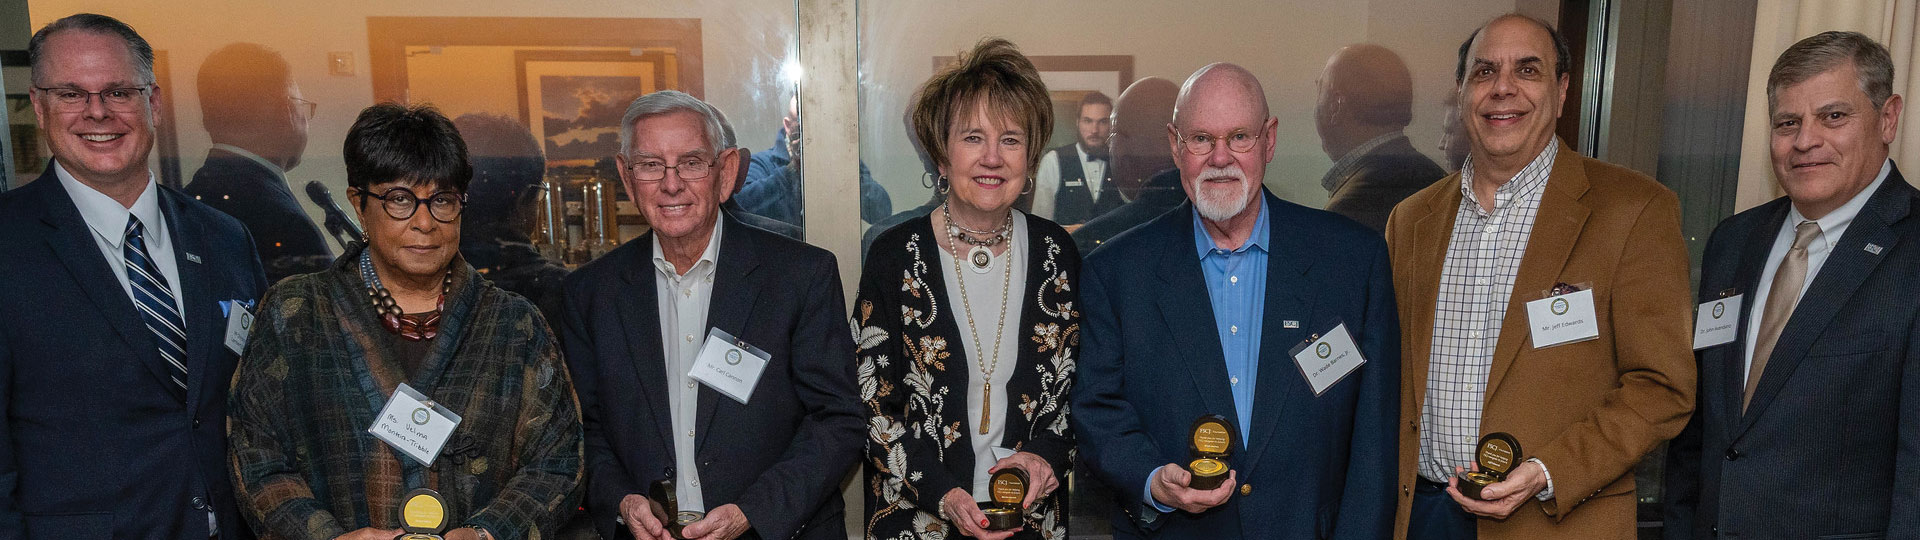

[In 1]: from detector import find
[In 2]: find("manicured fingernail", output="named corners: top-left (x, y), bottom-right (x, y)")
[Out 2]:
top-left (980, 519), bottom-right (989, 527)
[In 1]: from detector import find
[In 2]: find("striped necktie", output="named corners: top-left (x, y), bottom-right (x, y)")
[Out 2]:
top-left (125, 215), bottom-right (189, 395)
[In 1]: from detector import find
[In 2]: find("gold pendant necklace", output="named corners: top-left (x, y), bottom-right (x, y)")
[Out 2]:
top-left (943, 204), bottom-right (1014, 435)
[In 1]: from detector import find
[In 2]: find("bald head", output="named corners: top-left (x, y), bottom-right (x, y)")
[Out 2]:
top-left (1322, 44), bottom-right (1414, 127)
top-left (1109, 77), bottom-right (1179, 194)
top-left (1174, 63), bottom-right (1269, 128)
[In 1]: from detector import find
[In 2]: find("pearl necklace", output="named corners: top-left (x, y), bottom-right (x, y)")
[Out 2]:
top-left (942, 204), bottom-right (1014, 434)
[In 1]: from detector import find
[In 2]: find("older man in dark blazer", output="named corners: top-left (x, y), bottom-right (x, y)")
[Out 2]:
top-left (0, 14), bottom-right (266, 540)
top-left (1663, 31), bottom-right (1920, 540)
top-left (559, 90), bottom-right (862, 540)
top-left (1073, 62), bottom-right (1399, 539)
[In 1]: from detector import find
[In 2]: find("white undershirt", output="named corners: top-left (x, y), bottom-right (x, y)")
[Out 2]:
top-left (937, 212), bottom-right (1028, 501)
top-left (653, 217), bottom-right (724, 512)
top-left (1742, 159), bottom-right (1890, 380)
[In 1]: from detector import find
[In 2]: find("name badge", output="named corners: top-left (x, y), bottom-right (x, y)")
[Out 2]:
top-left (1289, 321), bottom-right (1367, 396)
top-left (221, 299), bottom-right (256, 355)
top-left (688, 328), bottom-right (771, 405)
top-left (1064, 179), bottom-right (1085, 187)
top-left (367, 383), bottom-right (463, 466)
top-left (1693, 294), bottom-right (1743, 350)
top-left (1525, 287), bottom-right (1600, 349)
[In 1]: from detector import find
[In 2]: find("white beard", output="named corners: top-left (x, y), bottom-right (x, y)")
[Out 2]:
top-left (1191, 164), bottom-right (1257, 222)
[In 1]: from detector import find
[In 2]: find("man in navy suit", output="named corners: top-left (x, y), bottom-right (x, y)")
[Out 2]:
top-left (0, 14), bottom-right (266, 540)
top-left (1663, 31), bottom-right (1920, 540)
top-left (1072, 62), bottom-right (1399, 539)
top-left (558, 91), bottom-right (862, 540)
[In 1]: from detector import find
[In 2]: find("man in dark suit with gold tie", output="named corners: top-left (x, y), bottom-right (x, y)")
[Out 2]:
top-left (1663, 31), bottom-right (1920, 540)
top-left (0, 14), bottom-right (266, 539)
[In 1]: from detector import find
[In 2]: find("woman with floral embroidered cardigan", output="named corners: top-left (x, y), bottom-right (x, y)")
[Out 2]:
top-left (855, 38), bottom-right (1080, 540)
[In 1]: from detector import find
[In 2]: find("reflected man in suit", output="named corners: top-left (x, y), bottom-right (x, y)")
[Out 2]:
top-left (0, 13), bottom-right (267, 539)
top-left (559, 90), bottom-right (862, 540)
top-left (735, 94), bottom-right (891, 230)
top-left (1073, 62), bottom-right (1399, 539)
top-left (1031, 91), bottom-right (1117, 225)
top-left (1073, 77), bottom-right (1185, 252)
top-left (182, 43), bottom-right (324, 283)
top-left (1316, 44), bottom-right (1445, 233)
top-left (1386, 14), bottom-right (1695, 540)
top-left (1663, 31), bottom-right (1920, 540)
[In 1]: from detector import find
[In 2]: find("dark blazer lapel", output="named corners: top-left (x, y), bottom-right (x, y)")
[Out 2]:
top-left (1401, 176), bottom-right (1461, 416)
top-left (616, 230), bottom-right (674, 445)
top-left (699, 214), bottom-right (762, 450)
top-left (1152, 203), bottom-right (1239, 423)
top-left (1719, 200), bottom-right (1788, 432)
top-left (1738, 167), bottom-right (1913, 433)
top-left (1244, 193), bottom-right (1316, 474)
top-left (34, 175), bottom-right (181, 393)
top-left (161, 189), bottom-right (221, 408)
top-left (1487, 142), bottom-right (1591, 399)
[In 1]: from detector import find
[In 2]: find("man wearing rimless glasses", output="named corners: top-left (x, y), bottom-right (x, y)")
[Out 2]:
top-left (0, 12), bottom-right (267, 540)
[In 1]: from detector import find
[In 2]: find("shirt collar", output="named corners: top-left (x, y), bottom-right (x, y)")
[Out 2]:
top-left (652, 213), bottom-right (725, 278)
top-left (210, 143), bottom-right (288, 180)
top-left (1192, 194), bottom-right (1270, 259)
top-left (1785, 158), bottom-right (1890, 250)
top-left (1459, 140), bottom-right (1557, 212)
top-left (54, 160), bottom-right (163, 251)
top-left (1324, 132), bottom-right (1406, 192)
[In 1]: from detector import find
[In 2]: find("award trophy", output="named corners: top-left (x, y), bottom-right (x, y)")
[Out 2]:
top-left (650, 479), bottom-right (706, 540)
top-left (979, 468), bottom-right (1029, 531)
top-left (1187, 415), bottom-right (1234, 490)
top-left (1457, 432), bottom-right (1522, 500)
top-left (395, 488), bottom-right (450, 540)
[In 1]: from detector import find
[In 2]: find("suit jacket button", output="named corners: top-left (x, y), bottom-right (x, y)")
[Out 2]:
top-left (1239, 484), bottom-right (1252, 496)
top-left (193, 418), bottom-right (202, 429)
top-left (192, 496), bottom-right (207, 510)
top-left (1724, 449), bottom-right (1741, 461)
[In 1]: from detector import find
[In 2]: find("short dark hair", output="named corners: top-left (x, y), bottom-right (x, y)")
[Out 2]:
top-left (1079, 90), bottom-right (1113, 111)
top-left (344, 103), bottom-right (472, 195)
top-left (911, 38), bottom-right (1054, 172)
top-left (28, 13), bottom-right (155, 85)
top-left (453, 113), bottom-right (543, 235)
top-left (197, 43), bottom-right (293, 134)
top-left (1454, 15), bottom-right (1571, 85)
top-left (1768, 31), bottom-right (1895, 110)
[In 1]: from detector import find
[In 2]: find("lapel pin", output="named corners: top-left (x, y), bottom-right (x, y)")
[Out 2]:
top-left (1283, 320), bottom-right (1300, 329)
top-left (1864, 243), bottom-right (1883, 255)
top-left (184, 252), bottom-right (202, 263)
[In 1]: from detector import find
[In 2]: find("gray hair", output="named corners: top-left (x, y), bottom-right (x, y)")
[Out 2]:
top-left (29, 13), bottom-right (155, 86)
top-left (1768, 31), bottom-right (1895, 110)
top-left (618, 90), bottom-right (726, 158)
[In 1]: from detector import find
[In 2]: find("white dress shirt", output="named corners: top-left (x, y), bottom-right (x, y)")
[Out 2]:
top-left (1029, 144), bottom-right (1108, 220)
top-left (1742, 159), bottom-right (1890, 381)
top-left (936, 212), bottom-right (1029, 501)
top-left (55, 161), bottom-right (184, 326)
top-left (653, 216), bottom-right (725, 512)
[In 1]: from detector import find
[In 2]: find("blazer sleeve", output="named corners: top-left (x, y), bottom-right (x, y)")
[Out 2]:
top-left (730, 253), bottom-right (864, 539)
top-left (1889, 313), bottom-right (1920, 537)
top-left (0, 323), bottom-right (20, 540)
top-left (1333, 238), bottom-right (1401, 540)
top-left (1016, 241), bottom-right (1081, 481)
top-left (228, 287), bottom-right (347, 540)
top-left (556, 285), bottom-right (640, 540)
top-left (1532, 189), bottom-right (1698, 520)
top-left (462, 316), bottom-right (585, 540)
top-left (854, 241), bottom-right (970, 513)
top-left (1069, 255), bottom-right (1170, 520)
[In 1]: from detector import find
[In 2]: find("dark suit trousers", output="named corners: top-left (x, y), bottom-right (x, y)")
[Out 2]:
top-left (1410, 480), bottom-right (1476, 540)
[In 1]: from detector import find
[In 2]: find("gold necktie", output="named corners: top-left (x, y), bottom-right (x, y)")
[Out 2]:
top-left (1745, 220), bottom-right (1822, 410)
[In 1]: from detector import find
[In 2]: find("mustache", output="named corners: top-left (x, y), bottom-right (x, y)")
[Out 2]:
top-left (1196, 164), bottom-right (1247, 182)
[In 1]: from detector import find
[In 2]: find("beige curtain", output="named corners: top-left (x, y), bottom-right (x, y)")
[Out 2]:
top-left (1736, 0), bottom-right (1920, 212)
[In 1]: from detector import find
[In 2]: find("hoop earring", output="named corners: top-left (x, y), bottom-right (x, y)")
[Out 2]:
top-left (921, 171), bottom-right (936, 189)
top-left (937, 175), bottom-right (951, 195)
top-left (1021, 176), bottom-right (1034, 195)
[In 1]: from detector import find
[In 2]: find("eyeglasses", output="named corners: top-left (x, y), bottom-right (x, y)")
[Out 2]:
top-left (1177, 129), bottom-right (1262, 155)
top-left (289, 97), bottom-right (317, 120)
top-left (355, 187), bottom-right (466, 222)
top-left (625, 156), bottom-right (713, 182)
top-left (33, 85), bottom-right (154, 113)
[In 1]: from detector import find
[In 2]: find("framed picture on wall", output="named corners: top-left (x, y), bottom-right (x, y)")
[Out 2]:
top-left (932, 54), bottom-right (1132, 149)
top-left (515, 49), bottom-right (682, 178)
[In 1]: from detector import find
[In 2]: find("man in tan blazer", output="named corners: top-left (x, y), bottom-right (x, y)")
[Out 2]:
top-left (1385, 14), bottom-right (1696, 540)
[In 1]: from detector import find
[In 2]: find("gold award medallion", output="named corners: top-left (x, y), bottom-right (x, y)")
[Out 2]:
top-left (1187, 415), bottom-right (1234, 490)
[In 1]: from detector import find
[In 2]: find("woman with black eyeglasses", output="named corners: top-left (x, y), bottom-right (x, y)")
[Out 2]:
top-left (227, 103), bottom-right (583, 540)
